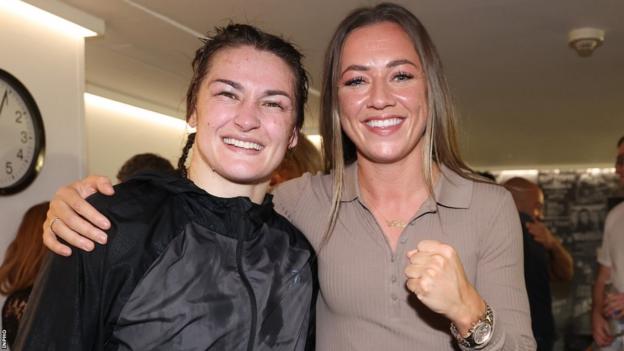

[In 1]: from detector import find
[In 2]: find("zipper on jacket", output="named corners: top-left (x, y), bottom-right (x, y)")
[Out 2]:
top-left (236, 237), bottom-right (257, 351)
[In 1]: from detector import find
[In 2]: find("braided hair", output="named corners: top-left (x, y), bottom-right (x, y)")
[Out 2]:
top-left (177, 133), bottom-right (196, 178)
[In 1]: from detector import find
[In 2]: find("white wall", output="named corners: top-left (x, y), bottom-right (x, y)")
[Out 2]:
top-left (85, 94), bottom-right (187, 182)
top-left (0, 4), bottom-right (88, 322)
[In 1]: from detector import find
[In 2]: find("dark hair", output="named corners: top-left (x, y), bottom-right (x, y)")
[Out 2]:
top-left (178, 24), bottom-right (309, 176)
top-left (477, 171), bottom-right (497, 183)
top-left (318, 3), bottom-right (476, 247)
top-left (117, 153), bottom-right (175, 182)
top-left (618, 135), bottom-right (624, 147)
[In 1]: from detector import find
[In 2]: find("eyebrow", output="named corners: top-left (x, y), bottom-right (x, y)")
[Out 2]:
top-left (211, 79), bottom-right (242, 90)
top-left (264, 89), bottom-right (292, 100)
top-left (210, 79), bottom-right (292, 100)
top-left (340, 59), bottom-right (419, 77)
top-left (387, 59), bottom-right (418, 68)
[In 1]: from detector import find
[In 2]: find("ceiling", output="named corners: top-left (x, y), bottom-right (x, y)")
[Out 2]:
top-left (62, 0), bottom-right (624, 169)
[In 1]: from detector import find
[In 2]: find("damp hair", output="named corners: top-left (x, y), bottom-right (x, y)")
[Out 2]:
top-left (178, 133), bottom-right (196, 179)
top-left (318, 3), bottom-right (480, 248)
top-left (177, 24), bottom-right (309, 175)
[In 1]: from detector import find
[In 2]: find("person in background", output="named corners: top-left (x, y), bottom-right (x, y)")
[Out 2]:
top-left (592, 136), bottom-right (624, 350)
top-left (39, 3), bottom-right (536, 350)
top-left (503, 177), bottom-right (574, 351)
top-left (0, 202), bottom-right (49, 349)
top-left (116, 152), bottom-right (175, 183)
top-left (270, 133), bottom-right (323, 186)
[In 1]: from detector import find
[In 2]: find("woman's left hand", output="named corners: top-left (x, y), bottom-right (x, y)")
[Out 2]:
top-left (405, 240), bottom-right (486, 335)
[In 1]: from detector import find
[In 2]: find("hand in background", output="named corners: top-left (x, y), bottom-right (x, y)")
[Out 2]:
top-left (525, 221), bottom-right (558, 250)
top-left (43, 176), bottom-right (115, 256)
top-left (604, 292), bottom-right (624, 320)
top-left (592, 311), bottom-right (614, 347)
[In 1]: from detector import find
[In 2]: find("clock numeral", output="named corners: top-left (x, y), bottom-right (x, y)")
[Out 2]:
top-left (5, 162), bottom-right (13, 175)
top-left (20, 131), bottom-right (28, 144)
top-left (15, 110), bottom-right (22, 123)
top-left (17, 149), bottom-right (23, 160)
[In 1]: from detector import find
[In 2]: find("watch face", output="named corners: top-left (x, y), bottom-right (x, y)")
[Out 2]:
top-left (473, 323), bottom-right (493, 345)
top-left (0, 69), bottom-right (45, 195)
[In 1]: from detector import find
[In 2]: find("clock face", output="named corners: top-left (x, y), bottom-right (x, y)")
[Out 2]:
top-left (0, 69), bottom-right (45, 195)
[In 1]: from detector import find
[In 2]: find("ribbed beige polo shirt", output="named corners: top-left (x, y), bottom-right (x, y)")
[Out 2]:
top-left (273, 163), bottom-right (535, 350)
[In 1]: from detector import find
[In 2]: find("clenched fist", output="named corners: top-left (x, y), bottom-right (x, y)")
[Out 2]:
top-left (405, 240), bottom-right (486, 335)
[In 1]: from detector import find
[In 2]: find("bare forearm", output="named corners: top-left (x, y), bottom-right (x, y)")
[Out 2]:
top-left (548, 240), bottom-right (573, 281)
top-left (593, 284), bottom-right (605, 315)
top-left (593, 266), bottom-right (609, 316)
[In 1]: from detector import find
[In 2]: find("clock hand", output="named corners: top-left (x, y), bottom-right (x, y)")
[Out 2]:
top-left (0, 90), bottom-right (7, 116)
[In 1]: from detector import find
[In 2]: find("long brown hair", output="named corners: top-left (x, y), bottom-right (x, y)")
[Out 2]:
top-left (319, 3), bottom-right (477, 247)
top-left (0, 202), bottom-right (49, 296)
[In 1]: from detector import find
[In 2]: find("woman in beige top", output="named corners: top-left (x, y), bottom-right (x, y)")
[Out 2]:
top-left (41, 3), bottom-right (534, 350)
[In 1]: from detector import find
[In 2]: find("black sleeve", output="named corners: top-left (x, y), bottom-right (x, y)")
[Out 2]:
top-left (304, 260), bottom-right (318, 351)
top-left (13, 246), bottom-right (107, 351)
top-left (14, 180), bottom-right (174, 351)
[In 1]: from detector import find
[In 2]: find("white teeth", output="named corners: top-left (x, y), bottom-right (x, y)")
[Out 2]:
top-left (223, 137), bottom-right (263, 151)
top-left (366, 118), bottom-right (402, 128)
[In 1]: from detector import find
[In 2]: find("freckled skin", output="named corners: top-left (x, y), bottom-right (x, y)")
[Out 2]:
top-left (188, 46), bottom-right (299, 190)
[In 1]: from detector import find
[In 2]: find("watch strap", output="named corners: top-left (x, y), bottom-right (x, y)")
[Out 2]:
top-left (450, 303), bottom-right (494, 349)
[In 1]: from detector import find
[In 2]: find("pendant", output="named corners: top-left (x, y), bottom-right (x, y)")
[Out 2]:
top-left (386, 219), bottom-right (407, 228)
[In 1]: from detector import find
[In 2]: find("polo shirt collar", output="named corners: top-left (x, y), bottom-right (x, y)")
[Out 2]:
top-left (342, 162), bottom-right (360, 202)
top-left (340, 162), bottom-right (473, 209)
top-left (436, 165), bottom-right (473, 209)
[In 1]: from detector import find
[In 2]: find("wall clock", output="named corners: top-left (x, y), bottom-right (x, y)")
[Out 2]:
top-left (0, 69), bottom-right (45, 195)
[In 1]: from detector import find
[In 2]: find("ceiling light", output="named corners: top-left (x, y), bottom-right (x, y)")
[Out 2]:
top-left (305, 135), bottom-right (323, 151)
top-left (568, 27), bottom-right (605, 57)
top-left (0, 0), bottom-right (104, 38)
top-left (84, 93), bottom-right (189, 131)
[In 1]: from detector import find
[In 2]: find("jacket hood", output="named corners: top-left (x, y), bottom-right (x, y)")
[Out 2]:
top-left (129, 171), bottom-right (275, 238)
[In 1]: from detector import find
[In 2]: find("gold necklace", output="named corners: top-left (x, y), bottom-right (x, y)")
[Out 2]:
top-left (385, 219), bottom-right (408, 228)
top-left (376, 210), bottom-right (409, 228)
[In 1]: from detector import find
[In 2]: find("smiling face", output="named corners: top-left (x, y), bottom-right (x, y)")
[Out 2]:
top-left (337, 21), bottom-right (428, 165)
top-left (188, 45), bottom-right (298, 185)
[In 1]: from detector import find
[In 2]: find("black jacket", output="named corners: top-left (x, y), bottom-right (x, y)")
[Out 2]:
top-left (519, 212), bottom-right (555, 349)
top-left (16, 173), bottom-right (315, 351)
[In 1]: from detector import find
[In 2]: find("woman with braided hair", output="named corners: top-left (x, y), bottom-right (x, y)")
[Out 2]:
top-left (16, 24), bottom-right (314, 351)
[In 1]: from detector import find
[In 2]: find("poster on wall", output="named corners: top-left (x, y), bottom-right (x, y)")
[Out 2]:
top-left (536, 169), bottom-right (621, 350)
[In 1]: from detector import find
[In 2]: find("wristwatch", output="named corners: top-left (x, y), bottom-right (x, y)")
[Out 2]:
top-left (450, 303), bottom-right (494, 349)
